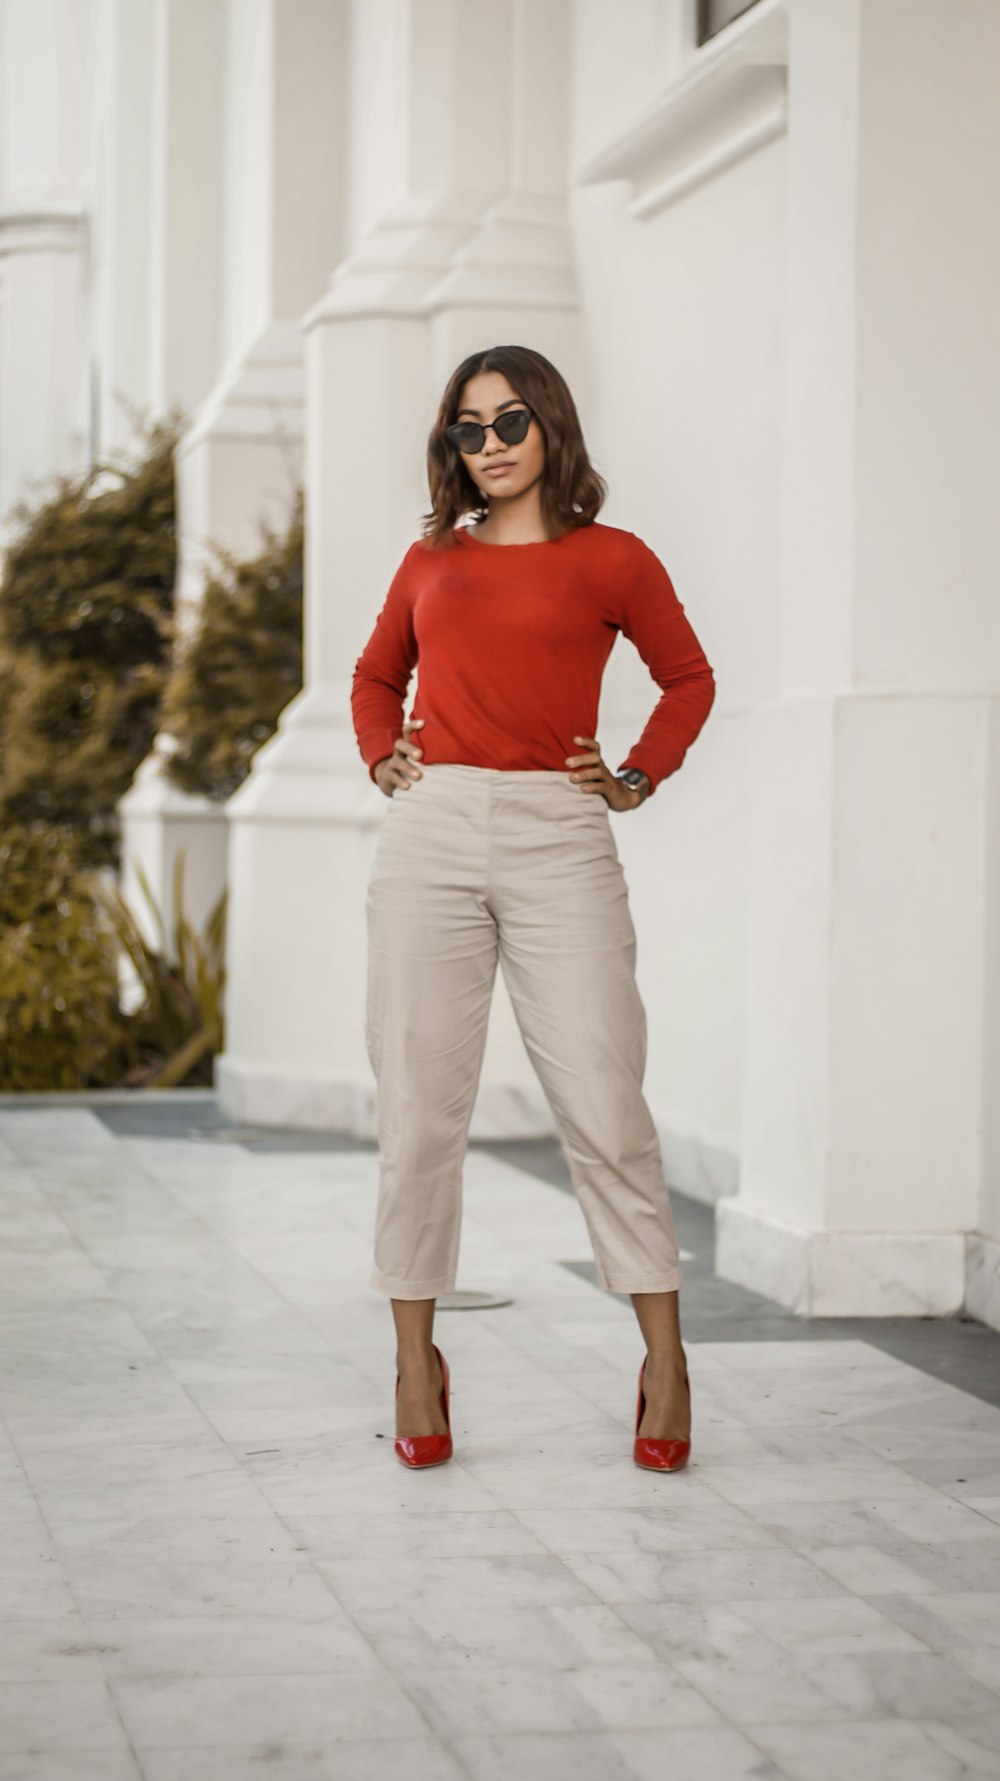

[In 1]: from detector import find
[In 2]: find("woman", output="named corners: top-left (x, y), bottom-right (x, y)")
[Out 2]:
top-left (351, 344), bottom-right (715, 1474)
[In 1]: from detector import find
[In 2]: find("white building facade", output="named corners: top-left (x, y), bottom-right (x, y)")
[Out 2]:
top-left (1, 0), bottom-right (997, 1330)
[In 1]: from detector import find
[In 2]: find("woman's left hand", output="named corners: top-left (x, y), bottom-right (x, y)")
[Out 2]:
top-left (565, 736), bottom-right (643, 811)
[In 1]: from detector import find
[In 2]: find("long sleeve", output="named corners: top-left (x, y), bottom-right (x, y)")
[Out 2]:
top-left (614, 535), bottom-right (716, 794)
top-left (350, 545), bottom-right (420, 783)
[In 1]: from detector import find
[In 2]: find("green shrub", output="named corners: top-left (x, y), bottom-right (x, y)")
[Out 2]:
top-left (0, 828), bottom-right (123, 1091)
top-left (101, 854), bottom-right (226, 1088)
top-left (0, 416), bottom-right (181, 868)
top-left (162, 491), bottom-right (303, 800)
top-left (0, 831), bottom-right (226, 1092)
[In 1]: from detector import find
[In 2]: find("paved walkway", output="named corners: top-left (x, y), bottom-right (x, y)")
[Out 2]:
top-left (2, 1104), bottom-right (1000, 1779)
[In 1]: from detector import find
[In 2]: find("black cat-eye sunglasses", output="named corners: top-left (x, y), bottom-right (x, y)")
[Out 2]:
top-left (445, 406), bottom-right (533, 456)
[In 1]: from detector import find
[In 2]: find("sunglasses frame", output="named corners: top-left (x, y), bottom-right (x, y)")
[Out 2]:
top-left (445, 406), bottom-right (534, 456)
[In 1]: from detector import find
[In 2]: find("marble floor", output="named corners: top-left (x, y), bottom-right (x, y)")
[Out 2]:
top-left (1, 1101), bottom-right (999, 1780)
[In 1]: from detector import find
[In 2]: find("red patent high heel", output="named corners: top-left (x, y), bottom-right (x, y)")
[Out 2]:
top-left (394, 1342), bottom-right (453, 1469)
top-left (633, 1355), bottom-right (691, 1472)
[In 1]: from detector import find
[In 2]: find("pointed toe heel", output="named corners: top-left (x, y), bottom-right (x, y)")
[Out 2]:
top-left (394, 1343), bottom-right (453, 1469)
top-left (633, 1355), bottom-right (692, 1472)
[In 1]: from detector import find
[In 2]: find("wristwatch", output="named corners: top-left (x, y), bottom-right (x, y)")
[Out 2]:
top-left (617, 767), bottom-right (651, 804)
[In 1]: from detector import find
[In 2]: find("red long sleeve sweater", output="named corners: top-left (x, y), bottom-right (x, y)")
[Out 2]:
top-left (350, 521), bottom-right (715, 796)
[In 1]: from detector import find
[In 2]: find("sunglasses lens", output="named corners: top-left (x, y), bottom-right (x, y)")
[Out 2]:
top-left (448, 422), bottom-right (485, 454)
top-left (495, 409), bottom-right (531, 446)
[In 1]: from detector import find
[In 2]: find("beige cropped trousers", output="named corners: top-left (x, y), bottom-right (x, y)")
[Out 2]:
top-left (364, 764), bottom-right (682, 1300)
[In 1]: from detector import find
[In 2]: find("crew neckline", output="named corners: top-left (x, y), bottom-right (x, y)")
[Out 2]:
top-left (458, 523), bottom-right (569, 549)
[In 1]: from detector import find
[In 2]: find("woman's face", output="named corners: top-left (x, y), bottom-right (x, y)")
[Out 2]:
top-left (454, 370), bottom-right (545, 506)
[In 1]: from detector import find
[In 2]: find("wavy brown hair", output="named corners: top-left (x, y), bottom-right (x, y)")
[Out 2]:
top-left (420, 344), bottom-right (607, 549)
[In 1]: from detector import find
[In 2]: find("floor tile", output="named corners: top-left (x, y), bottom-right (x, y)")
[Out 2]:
top-left (110, 1670), bottom-right (429, 1747)
top-left (0, 1682), bottom-right (131, 1752)
top-left (84, 1613), bottom-right (380, 1679)
top-left (286, 1508), bottom-right (549, 1560)
top-left (749, 1716), bottom-right (996, 1780)
top-left (0, 1756), bottom-right (142, 1780)
top-left (136, 1743), bottom-right (467, 1780)
top-left (450, 1726), bottom-right (789, 1780)
top-left (400, 1662), bottom-right (722, 1737)
top-left (352, 1602), bottom-right (660, 1672)
top-left (317, 1551), bottom-right (596, 1616)
top-left (561, 1544), bottom-right (847, 1606)
top-left (514, 1502), bottom-right (781, 1554)
top-left (0, 1619), bottom-right (107, 1682)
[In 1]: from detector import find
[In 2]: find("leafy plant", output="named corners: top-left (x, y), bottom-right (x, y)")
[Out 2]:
top-left (97, 852), bottom-right (227, 1088)
top-left (0, 831), bottom-right (226, 1092)
top-left (0, 828), bottom-right (123, 1091)
top-left (0, 415), bottom-right (181, 869)
top-left (162, 491), bottom-right (304, 801)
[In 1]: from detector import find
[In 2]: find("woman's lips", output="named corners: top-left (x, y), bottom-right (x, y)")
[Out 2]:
top-left (484, 464), bottom-right (515, 477)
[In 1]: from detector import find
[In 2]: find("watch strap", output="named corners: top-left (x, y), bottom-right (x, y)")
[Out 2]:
top-left (617, 768), bottom-right (651, 802)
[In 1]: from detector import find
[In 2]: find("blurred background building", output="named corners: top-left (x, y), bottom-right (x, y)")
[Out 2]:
top-left (1, 0), bottom-right (997, 1330)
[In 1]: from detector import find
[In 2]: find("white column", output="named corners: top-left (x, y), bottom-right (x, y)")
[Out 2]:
top-left (0, 0), bottom-right (96, 527)
top-left (971, 703), bottom-right (1000, 1328)
top-left (715, 0), bottom-right (1000, 1320)
top-left (116, 0), bottom-right (226, 944)
top-left (218, 0), bottom-right (578, 1131)
top-left (147, 0), bottom-right (227, 417)
top-left (89, 0), bottom-right (156, 454)
top-left (119, 0), bottom-right (345, 945)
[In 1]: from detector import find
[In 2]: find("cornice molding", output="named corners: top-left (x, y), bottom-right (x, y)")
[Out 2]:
top-left (577, 0), bottom-right (788, 220)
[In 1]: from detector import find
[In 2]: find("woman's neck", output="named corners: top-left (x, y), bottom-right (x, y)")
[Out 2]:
top-left (473, 489), bottom-right (549, 545)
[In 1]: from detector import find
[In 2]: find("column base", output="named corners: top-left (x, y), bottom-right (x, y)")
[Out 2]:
top-left (964, 1232), bottom-right (1000, 1333)
top-left (118, 738), bottom-right (229, 945)
top-left (714, 1198), bottom-right (967, 1318)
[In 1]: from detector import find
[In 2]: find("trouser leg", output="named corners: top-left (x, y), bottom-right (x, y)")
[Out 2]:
top-left (365, 777), bottom-right (498, 1299)
top-left (493, 789), bottom-right (682, 1294)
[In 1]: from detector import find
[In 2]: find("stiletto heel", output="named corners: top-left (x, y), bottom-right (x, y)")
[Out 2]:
top-left (633, 1355), bottom-right (691, 1472)
top-left (394, 1342), bottom-right (453, 1469)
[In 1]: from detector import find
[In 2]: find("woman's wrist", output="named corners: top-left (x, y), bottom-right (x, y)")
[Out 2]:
top-left (617, 768), bottom-right (651, 805)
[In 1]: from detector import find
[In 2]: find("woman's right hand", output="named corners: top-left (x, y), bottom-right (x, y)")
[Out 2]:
top-left (373, 719), bottom-right (425, 797)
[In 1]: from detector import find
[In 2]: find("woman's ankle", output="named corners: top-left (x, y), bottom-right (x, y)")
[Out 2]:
top-left (644, 1346), bottom-right (688, 1377)
top-left (396, 1344), bottom-right (440, 1375)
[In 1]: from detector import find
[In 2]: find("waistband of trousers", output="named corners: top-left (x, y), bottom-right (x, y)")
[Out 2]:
top-left (414, 763), bottom-right (579, 789)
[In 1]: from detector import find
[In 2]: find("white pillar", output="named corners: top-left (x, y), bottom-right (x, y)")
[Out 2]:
top-left (116, 0), bottom-right (226, 942)
top-left (147, 0), bottom-right (226, 417)
top-left (89, 0), bottom-right (156, 454)
top-left (715, 0), bottom-right (1000, 1320)
top-left (217, 0), bottom-right (579, 1131)
top-left (971, 703), bottom-right (1000, 1328)
top-left (0, 0), bottom-right (95, 527)
top-left (119, 0), bottom-right (345, 945)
